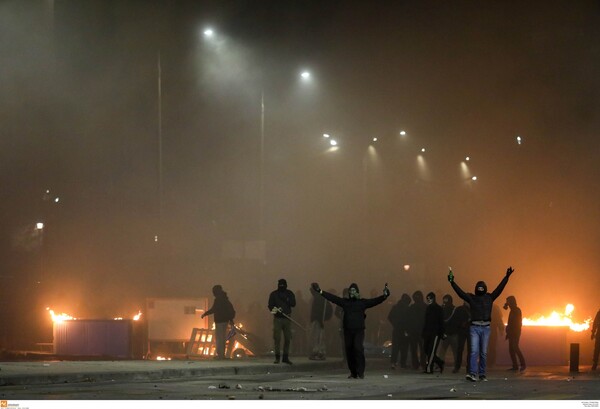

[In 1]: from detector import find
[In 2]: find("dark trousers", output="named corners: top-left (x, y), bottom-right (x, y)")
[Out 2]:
top-left (424, 334), bottom-right (444, 373)
top-left (408, 335), bottom-right (425, 369)
top-left (508, 334), bottom-right (526, 369)
top-left (593, 336), bottom-right (600, 368)
top-left (273, 317), bottom-right (292, 357)
top-left (456, 330), bottom-right (468, 371)
top-left (390, 328), bottom-right (409, 367)
top-left (344, 328), bottom-right (366, 377)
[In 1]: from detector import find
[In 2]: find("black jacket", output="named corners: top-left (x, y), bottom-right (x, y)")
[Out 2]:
top-left (450, 275), bottom-right (509, 323)
top-left (205, 293), bottom-right (235, 324)
top-left (320, 291), bottom-right (387, 331)
top-left (506, 306), bottom-right (522, 338)
top-left (310, 288), bottom-right (333, 326)
top-left (268, 288), bottom-right (296, 318)
top-left (423, 303), bottom-right (445, 338)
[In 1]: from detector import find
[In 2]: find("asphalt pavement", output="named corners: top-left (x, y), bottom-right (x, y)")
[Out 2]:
top-left (1, 356), bottom-right (599, 401)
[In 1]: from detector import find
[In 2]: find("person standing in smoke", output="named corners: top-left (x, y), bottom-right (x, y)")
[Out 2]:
top-left (311, 282), bottom-right (390, 379)
top-left (407, 291), bottom-right (427, 370)
top-left (388, 293), bottom-right (412, 369)
top-left (448, 266), bottom-right (514, 382)
top-left (268, 279), bottom-right (296, 364)
top-left (423, 292), bottom-right (446, 373)
top-left (201, 285), bottom-right (236, 359)
top-left (437, 294), bottom-right (459, 371)
top-left (308, 284), bottom-right (333, 360)
top-left (591, 307), bottom-right (600, 370)
top-left (504, 295), bottom-right (526, 372)
top-left (454, 301), bottom-right (471, 373)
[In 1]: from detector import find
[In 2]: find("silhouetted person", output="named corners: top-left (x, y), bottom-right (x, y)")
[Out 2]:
top-left (438, 294), bottom-right (459, 370)
top-left (454, 301), bottom-right (471, 373)
top-left (308, 285), bottom-right (333, 360)
top-left (201, 285), bottom-right (236, 359)
top-left (504, 295), bottom-right (526, 371)
top-left (311, 282), bottom-right (390, 379)
top-left (487, 303), bottom-right (504, 368)
top-left (268, 278), bottom-right (296, 364)
top-left (388, 293), bottom-right (411, 369)
top-left (591, 307), bottom-right (600, 370)
top-left (423, 292), bottom-right (445, 373)
top-left (407, 290), bottom-right (427, 370)
top-left (294, 290), bottom-right (309, 356)
top-left (334, 288), bottom-right (349, 362)
top-left (448, 266), bottom-right (513, 382)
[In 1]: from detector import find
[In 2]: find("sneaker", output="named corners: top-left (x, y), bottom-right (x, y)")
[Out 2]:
top-left (479, 375), bottom-right (488, 382)
top-left (465, 374), bottom-right (477, 382)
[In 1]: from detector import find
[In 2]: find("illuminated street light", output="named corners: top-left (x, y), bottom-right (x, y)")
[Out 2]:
top-left (330, 139), bottom-right (338, 146)
top-left (465, 156), bottom-right (470, 161)
top-left (203, 28), bottom-right (214, 38)
top-left (403, 264), bottom-right (410, 271)
top-left (516, 135), bottom-right (522, 145)
top-left (399, 130), bottom-right (406, 136)
top-left (300, 71), bottom-right (311, 81)
top-left (471, 176), bottom-right (478, 181)
top-left (36, 222), bottom-right (44, 230)
top-left (323, 133), bottom-right (330, 138)
top-left (372, 137), bottom-right (378, 142)
top-left (54, 197), bottom-right (60, 203)
top-left (421, 148), bottom-right (426, 153)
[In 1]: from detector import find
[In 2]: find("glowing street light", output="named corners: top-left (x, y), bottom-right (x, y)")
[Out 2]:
top-left (36, 222), bottom-right (44, 230)
top-left (372, 137), bottom-right (378, 142)
top-left (300, 71), bottom-right (311, 81)
top-left (399, 130), bottom-right (407, 136)
top-left (471, 176), bottom-right (478, 181)
top-left (203, 28), bottom-right (214, 38)
top-left (465, 156), bottom-right (470, 161)
top-left (516, 135), bottom-right (522, 145)
top-left (323, 133), bottom-right (330, 138)
top-left (421, 148), bottom-right (426, 153)
top-left (330, 139), bottom-right (338, 146)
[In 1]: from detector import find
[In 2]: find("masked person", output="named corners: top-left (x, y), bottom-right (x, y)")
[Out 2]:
top-left (591, 308), bottom-right (600, 370)
top-left (268, 279), bottom-right (296, 364)
top-left (504, 295), bottom-right (526, 372)
top-left (407, 291), bottom-right (427, 370)
top-left (201, 285), bottom-right (236, 359)
top-left (448, 266), bottom-right (514, 382)
top-left (423, 292), bottom-right (446, 373)
top-left (311, 282), bottom-right (390, 379)
top-left (388, 293), bottom-right (412, 369)
top-left (308, 285), bottom-right (333, 360)
top-left (437, 294), bottom-right (459, 371)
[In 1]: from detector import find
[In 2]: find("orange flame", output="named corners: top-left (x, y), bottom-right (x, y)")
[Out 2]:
top-left (522, 304), bottom-right (591, 332)
top-left (47, 307), bottom-right (76, 322)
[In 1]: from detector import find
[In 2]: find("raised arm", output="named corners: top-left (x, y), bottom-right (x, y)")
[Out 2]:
top-left (490, 267), bottom-right (513, 300)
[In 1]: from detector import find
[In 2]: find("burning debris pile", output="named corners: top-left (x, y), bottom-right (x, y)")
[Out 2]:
top-left (522, 304), bottom-right (591, 332)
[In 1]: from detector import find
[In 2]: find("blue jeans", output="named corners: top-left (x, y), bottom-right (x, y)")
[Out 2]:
top-left (469, 325), bottom-right (490, 376)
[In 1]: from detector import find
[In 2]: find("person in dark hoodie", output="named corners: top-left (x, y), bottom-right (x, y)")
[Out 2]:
top-left (268, 278), bottom-right (296, 364)
top-left (308, 285), bottom-right (333, 360)
top-left (423, 292), bottom-right (446, 373)
top-left (311, 282), bottom-right (390, 379)
top-left (388, 293), bottom-right (412, 369)
top-left (407, 290), bottom-right (427, 370)
top-left (592, 307), bottom-right (600, 371)
top-left (448, 266), bottom-right (513, 382)
top-left (201, 285), bottom-right (236, 359)
top-left (437, 294), bottom-right (459, 370)
top-left (504, 295), bottom-right (526, 372)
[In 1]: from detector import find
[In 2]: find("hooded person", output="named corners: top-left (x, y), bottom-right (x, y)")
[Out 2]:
top-left (268, 278), bottom-right (296, 364)
top-left (437, 294), bottom-right (460, 371)
top-left (422, 292), bottom-right (446, 373)
top-left (201, 285), bottom-right (236, 359)
top-left (504, 295), bottom-right (526, 371)
top-left (448, 266), bottom-right (514, 382)
top-left (388, 293), bottom-right (412, 369)
top-left (311, 281), bottom-right (390, 379)
top-left (592, 308), bottom-right (600, 371)
top-left (407, 290), bottom-right (427, 370)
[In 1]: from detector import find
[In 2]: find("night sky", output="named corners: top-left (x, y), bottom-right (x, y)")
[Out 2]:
top-left (0, 1), bottom-right (598, 346)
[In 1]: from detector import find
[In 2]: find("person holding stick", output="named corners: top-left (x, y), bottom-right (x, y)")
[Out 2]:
top-left (268, 278), bottom-right (297, 364)
top-left (311, 282), bottom-right (390, 379)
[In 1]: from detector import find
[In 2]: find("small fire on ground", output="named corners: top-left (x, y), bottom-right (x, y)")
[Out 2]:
top-left (522, 304), bottom-right (591, 332)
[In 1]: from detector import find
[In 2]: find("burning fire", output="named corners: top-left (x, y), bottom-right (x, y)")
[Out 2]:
top-left (522, 304), bottom-right (591, 332)
top-left (47, 308), bottom-right (143, 322)
top-left (47, 308), bottom-right (76, 322)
